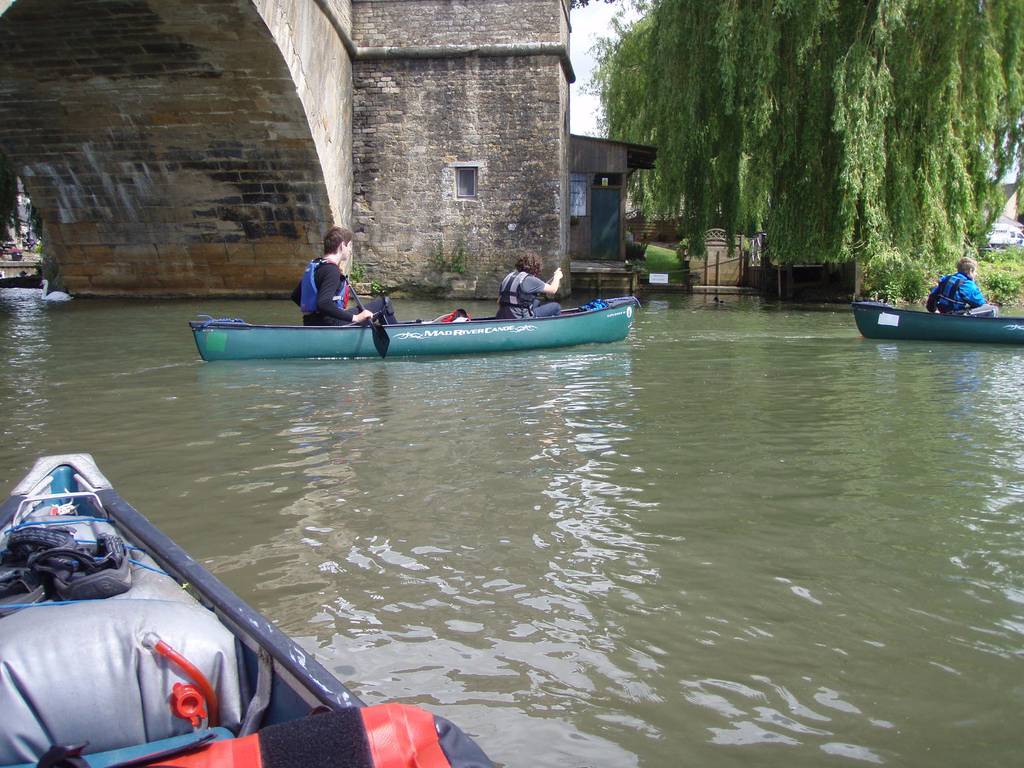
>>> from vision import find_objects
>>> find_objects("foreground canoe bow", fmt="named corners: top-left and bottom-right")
top-left (190, 296), bottom-right (640, 361)
top-left (0, 454), bottom-right (492, 768)
top-left (852, 300), bottom-right (1024, 345)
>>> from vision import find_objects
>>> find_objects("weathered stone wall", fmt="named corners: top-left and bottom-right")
top-left (354, 0), bottom-right (562, 47)
top-left (0, 0), bottom-right (570, 298)
top-left (0, 0), bottom-right (352, 296)
top-left (254, 0), bottom-right (353, 230)
top-left (351, 0), bottom-right (570, 298)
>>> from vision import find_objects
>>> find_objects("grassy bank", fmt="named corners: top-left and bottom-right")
top-left (632, 243), bottom-right (688, 284)
top-left (632, 241), bottom-right (1024, 306)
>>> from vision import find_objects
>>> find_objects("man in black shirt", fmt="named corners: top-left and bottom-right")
top-left (291, 226), bottom-right (396, 326)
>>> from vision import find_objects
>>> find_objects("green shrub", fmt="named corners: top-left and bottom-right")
top-left (976, 247), bottom-right (1024, 304)
top-left (861, 248), bottom-right (934, 304)
top-left (449, 237), bottom-right (468, 273)
top-left (430, 236), bottom-right (469, 274)
top-left (429, 240), bottom-right (447, 272)
top-left (625, 240), bottom-right (647, 261)
top-left (980, 269), bottom-right (1024, 305)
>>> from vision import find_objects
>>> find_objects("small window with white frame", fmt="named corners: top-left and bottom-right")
top-left (456, 167), bottom-right (478, 199)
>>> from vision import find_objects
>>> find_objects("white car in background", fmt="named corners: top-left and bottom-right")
top-left (986, 223), bottom-right (1024, 249)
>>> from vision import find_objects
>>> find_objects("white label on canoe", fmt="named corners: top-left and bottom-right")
top-left (649, 273), bottom-right (669, 284)
top-left (626, 305), bottom-right (633, 318)
top-left (877, 312), bottom-right (900, 327)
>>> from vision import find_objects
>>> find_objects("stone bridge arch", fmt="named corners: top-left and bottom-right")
top-left (0, 0), bottom-right (352, 296)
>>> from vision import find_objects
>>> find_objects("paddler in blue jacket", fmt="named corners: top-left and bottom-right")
top-left (291, 226), bottom-right (397, 326)
top-left (926, 256), bottom-right (999, 317)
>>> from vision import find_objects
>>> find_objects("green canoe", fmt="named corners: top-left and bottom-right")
top-left (852, 300), bottom-right (1024, 344)
top-left (190, 296), bottom-right (639, 361)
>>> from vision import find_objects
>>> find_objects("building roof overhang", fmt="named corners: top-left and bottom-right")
top-left (569, 134), bottom-right (657, 169)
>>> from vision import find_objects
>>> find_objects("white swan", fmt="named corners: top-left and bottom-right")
top-left (40, 279), bottom-right (72, 302)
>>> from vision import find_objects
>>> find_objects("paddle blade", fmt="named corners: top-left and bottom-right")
top-left (370, 317), bottom-right (390, 358)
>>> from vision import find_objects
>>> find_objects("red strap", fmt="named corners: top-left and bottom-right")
top-left (361, 703), bottom-right (451, 768)
top-left (143, 733), bottom-right (262, 768)
top-left (343, 282), bottom-right (350, 309)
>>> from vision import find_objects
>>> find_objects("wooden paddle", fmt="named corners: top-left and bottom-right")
top-left (347, 284), bottom-right (390, 358)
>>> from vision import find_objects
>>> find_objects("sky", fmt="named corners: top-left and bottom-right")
top-left (569, 2), bottom-right (643, 137)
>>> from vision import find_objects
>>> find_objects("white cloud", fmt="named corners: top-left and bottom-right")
top-left (569, 2), bottom-right (642, 137)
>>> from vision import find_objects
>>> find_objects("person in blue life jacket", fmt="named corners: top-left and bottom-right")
top-left (291, 225), bottom-right (397, 326)
top-left (926, 256), bottom-right (999, 317)
top-left (496, 254), bottom-right (563, 319)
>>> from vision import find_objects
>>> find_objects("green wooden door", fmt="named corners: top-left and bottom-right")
top-left (590, 187), bottom-right (621, 260)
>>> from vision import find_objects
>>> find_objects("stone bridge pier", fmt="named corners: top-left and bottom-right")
top-left (0, 0), bottom-right (352, 296)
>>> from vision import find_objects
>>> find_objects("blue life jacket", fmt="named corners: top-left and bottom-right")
top-left (299, 259), bottom-right (349, 314)
top-left (934, 273), bottom-right (969, 313)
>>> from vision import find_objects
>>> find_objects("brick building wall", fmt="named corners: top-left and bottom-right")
top-left (351, 0), bottom-right (571, 298)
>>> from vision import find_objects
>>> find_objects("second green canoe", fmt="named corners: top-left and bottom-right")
top-left (190, 296), bottom-right (639, 361)
top-left (852, 300), bottom-right (1024, 344)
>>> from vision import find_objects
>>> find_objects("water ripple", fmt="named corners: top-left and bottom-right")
top-left (4, 296), bottom-right (1024, 766)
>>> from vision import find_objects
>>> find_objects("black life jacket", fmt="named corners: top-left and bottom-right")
top-left (498, 271), bottom-right (537, 315)
top-left (299, 260), bottom-right (349, 315)
top-left (934, 273), bottom-right (968, 313)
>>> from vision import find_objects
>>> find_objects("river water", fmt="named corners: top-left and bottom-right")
top-left (1, 289), bottom-right (1022, 767)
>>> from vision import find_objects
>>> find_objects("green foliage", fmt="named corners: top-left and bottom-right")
top-left (860, 247), bottom-right (934, 303)
top-left (594, 1), bottom-right (1024, 266)
top-left (348, 263), bottom-right (384, 296)
top-left (625, 240), bottom-right (647, 260)
top-left (449, 236), bottom-right (468, 273)
top-left (430, 236), bottom-right (469, 274)
top-left (979, 268), bottom-right (1024, 304)
top-left (862, 245), bottom-right (1024, 305)
top-left (978, 246), bottom-right (1024, 303)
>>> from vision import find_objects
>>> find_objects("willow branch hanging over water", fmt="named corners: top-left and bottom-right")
top-left (594, 0), bottom-right (1024, 263)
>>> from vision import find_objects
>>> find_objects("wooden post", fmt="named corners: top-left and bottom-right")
top-left (739, 235), bottom-right (746, 287)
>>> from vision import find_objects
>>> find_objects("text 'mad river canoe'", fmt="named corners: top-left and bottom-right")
top-left (851, 300), bottom-right (1024, 345)
top-left (190, 296), bottom-right (640, 361)
top-left (0, 454), bottom-right (492, 768)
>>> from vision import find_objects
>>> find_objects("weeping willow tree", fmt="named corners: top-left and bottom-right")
top-left (593, 0), bottom-right (1024, 270)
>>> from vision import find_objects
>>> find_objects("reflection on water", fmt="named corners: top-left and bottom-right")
top-left (2, 292), bottom-right (1024, 767)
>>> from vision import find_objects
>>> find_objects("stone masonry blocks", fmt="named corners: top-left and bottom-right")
top-left (0, 0), bottom-right (343, 297)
